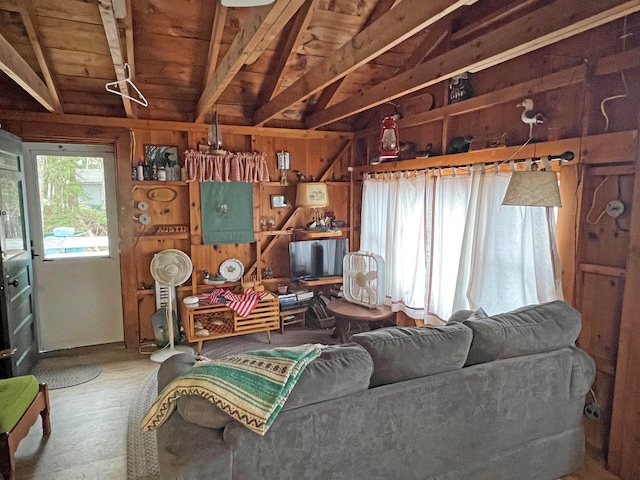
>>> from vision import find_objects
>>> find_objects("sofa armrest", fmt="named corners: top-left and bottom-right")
top-left (569, 347), bottom-right (596, 400)
top-left (157, 352), bottom-right (197, 393)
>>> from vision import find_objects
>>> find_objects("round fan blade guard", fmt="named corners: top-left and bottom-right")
top-left (150, 249), bottom-right (194, 363)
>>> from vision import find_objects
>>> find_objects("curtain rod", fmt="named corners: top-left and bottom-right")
top-left (352, 151), bottom-right (574, 177)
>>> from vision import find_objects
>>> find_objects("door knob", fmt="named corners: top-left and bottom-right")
top-left (9, 279), bottom-right (19, 288)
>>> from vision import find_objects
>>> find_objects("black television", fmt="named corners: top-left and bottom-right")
top-left (289, 238), bottom-right (348, 281)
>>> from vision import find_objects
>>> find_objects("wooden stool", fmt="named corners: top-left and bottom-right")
top-left (0, 351), bottom-right (51, 480)
top-left (279, 306), bottom-right (307, 334)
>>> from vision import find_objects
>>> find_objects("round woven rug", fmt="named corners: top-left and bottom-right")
top-left (32, 362), bottom-right (102, 389)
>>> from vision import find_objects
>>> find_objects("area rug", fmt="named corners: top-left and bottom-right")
top-left (32, 360), bottom-right (102, 389)
top-left (127, 328), bottom-right (336, 480)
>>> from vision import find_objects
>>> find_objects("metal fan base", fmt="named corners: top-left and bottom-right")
top-left (150, 344), bottom-right (194, 363)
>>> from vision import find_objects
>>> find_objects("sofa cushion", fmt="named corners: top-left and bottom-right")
top-left (283, 343), bottom-right (373, 410)
top-left (463, 300), bottom-right (582, 366)
top-left (351, 324), bottom-right (473, 387)
top-left (176, 344), bottom-right (373, 429)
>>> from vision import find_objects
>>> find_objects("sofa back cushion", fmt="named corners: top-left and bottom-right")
top-left (176, 344), bottom-right (373, 429)
top-left (351, 324), bottom-right (472, 387)
top-left (463, 300), bottom-right (582, 366)
top-left (283, 343), bottom-right (373, 410)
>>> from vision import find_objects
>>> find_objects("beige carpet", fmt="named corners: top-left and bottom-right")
top-left (126, 328), bottom-right (336, 480)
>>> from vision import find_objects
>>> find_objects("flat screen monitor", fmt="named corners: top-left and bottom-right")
top-left (289, 238), bottom-right (348, 281)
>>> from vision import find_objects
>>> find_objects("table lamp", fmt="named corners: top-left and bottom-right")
top-left (296, 182), bottom-right (329, 228)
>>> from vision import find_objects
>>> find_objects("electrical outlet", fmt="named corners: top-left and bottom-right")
top-left (584, 403), bottom-right (602, 421)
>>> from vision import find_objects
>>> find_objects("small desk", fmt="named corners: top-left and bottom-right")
top-left (279, 306), bottom-right (307, 334)
top-left (326, 299), bottom-right (395, 343)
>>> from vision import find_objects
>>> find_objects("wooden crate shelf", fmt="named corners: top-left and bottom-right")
top-left (185, 293), bottom-right (279, 353)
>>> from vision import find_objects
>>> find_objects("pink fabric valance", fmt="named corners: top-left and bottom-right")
top-left (184, 150), bottom-right (270, 183)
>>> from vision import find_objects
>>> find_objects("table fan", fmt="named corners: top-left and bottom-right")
top-left (342, 251), bottom-right (385, 308)
top-left (150, 249), bottom-right (194, 363)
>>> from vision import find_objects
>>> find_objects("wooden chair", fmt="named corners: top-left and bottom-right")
top-left (0, 349), bottom-right (51, 480)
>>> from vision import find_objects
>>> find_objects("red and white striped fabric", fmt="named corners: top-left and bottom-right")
top-left (197, 288), bottom-right (269, 317)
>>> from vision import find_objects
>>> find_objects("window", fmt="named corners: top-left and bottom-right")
top-left (360, 166), bottom-right (563, 321)
top-left (35, 155), bottom-right (110, 259)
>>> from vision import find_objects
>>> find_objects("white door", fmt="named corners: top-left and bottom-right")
top-left (23, 143), bottom-right (123, 351)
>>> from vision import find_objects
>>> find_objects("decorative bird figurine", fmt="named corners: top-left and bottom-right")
top-left (517, 98), bottom-right (546, 136)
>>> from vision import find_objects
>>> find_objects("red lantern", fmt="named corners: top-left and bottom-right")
top-left (379, 115), bottom-right (399, 160)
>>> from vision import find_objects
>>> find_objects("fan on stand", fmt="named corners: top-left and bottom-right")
top-left (342, 252), bottom-right (385, 308)
top-left (150, 249), bottom-right (194, 363)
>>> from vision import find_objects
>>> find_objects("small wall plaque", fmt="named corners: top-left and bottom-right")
top-left (271, 195), bottom-right (287, 208)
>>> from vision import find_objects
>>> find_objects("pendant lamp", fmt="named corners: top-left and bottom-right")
top-left (502, 151), bottom-right (574, 207)
top-left (207, 111), bottom-right (226, 155)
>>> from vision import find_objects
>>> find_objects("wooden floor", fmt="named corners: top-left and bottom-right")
top-left (10, 343), bottom-right (621, 480)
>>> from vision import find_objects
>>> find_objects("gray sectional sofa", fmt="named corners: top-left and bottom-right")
top-left (155, 300), bottom-right (595, 480)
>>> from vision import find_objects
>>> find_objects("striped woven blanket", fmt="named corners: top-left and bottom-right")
top-left (141, 343), bottom-right (323, 435)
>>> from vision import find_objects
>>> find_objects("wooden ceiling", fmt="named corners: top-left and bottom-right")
top-left (1, 0), bottom-right (639, 131)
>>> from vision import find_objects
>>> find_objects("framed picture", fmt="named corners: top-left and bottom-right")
top-left (144, 145), bottom-right (178, 165)
top-left (271, 195), bottom-right (287, 208)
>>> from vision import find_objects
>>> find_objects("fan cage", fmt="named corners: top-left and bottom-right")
top-left (343, 252), bottom-right (385, 308)
top-left (150, 249), bottom-right (193, 286)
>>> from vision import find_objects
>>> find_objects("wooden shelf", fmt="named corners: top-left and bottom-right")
top-left (299, 276), bottom-right (343, 286)
top-left (295, 229), bottom-right (344, 239)
top-left (255, 229), bottom-right (296, 236)
top-left (132, 180), bottom-right (187, 186)
top-left (139, 233), bottom-right (190, 240)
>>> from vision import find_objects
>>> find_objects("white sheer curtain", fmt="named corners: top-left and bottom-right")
top-left (360, 166), bottom-right (563, 322)
top-left (360, 172), bottom-right (432, 318)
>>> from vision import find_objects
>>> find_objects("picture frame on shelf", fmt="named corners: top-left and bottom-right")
top-left (271, 195), bottom-right (287, 208)
top-left (144, 145), bottom-right (178, 164)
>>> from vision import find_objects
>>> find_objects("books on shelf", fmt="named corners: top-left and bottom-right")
top-left (296, 291), bottom-right (314, 301)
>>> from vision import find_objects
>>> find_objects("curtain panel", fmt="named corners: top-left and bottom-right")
top-left (184, 150), bottom-right (270, 183)
top-left (360, 167), bottom-right (563, 322)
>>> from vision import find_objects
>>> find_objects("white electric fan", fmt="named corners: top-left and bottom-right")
top-left (342, 251), bottom-right (385, 308)
top-left (150, 249), bottom-right (194, 363)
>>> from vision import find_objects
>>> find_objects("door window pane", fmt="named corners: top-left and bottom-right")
top-left (36, 155), bottom-right (110, 259)
top-left (0, 176), bottom-right (27, 258)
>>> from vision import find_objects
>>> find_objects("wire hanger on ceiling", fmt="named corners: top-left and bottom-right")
top-left (105, 63), bottom-right (148, 107)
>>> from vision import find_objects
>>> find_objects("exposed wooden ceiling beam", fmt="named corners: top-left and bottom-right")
top-left (203, 4), bottom-right (228, 90)
top-left (123, 0), bottom-right (137, 119)
top-left (450, 0), bottom-right (541, 43)
top-left (259, 0), bottom-right (320, 103)
top-left (17, 0), bottom-right (63, 113)
top-left (98, 0), bottom-right (133, 118)
top-left (401, 23), bottom-right (450, 73)
top-left (253, 0), bottom-right (469, 126)
top-left (0, 32), bottom-right (57, 112)
top-left (305, 0), bottom-right (640, 129)
top-left (195, 0), bottom-right (306, 123)
top-left (312, 0), bottom-right (401, 114)
top-left (353, 21), bottom-right (450, 132)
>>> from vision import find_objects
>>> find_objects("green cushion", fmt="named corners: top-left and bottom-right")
top-left (0, 375), bottom-right (39, 432)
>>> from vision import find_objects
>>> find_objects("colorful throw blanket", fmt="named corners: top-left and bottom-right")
top-left (197, 288), bottom-right (269, 317)
top-left (141, 344), bottom-right (323, 436)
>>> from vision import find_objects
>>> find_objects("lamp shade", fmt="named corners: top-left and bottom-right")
top-left (502, 170), bottom-right (562, 207)
top-left (296, 182), bottom-right (329, 208)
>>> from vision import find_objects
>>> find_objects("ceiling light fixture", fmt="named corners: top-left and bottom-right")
top-left (221, 0), bottom-right (275, 6)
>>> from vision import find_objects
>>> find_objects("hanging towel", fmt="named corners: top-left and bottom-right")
top-left (200, 181), bottom-right (255, 245)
